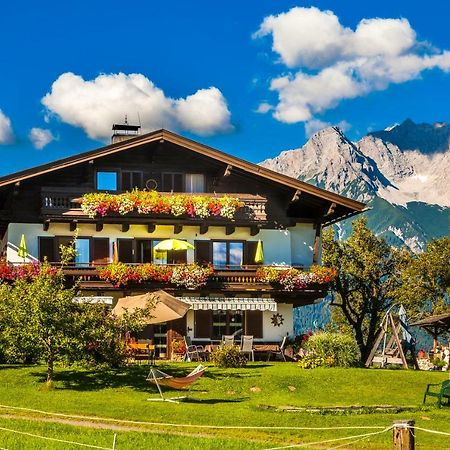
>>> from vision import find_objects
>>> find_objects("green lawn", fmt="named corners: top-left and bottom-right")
top-left (0, 363), bottom-right (448, 449)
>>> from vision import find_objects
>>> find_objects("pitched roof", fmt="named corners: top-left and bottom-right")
top-left (0, 129), bottom-right (366, 217)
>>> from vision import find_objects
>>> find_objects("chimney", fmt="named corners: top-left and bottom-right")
top-left (111, 116), bottom-right (141, 144)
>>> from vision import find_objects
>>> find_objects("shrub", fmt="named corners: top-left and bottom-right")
top-left (210, 345), bottom-right (248, 368)
top-left (300, 332), bottom-right (360, 368)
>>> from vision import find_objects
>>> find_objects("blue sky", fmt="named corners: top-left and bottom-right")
top-left (1, 0), bottom-right (449, 175)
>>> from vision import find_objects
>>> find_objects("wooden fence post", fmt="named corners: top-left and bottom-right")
top-left (393, 420), bottom-right (415, 449)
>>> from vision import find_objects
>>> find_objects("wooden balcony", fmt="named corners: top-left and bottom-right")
top-left (60, 264), bottom-right (329, 305)
top-left (41, 187), bottom-right (267, 225)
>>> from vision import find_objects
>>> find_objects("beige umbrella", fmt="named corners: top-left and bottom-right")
top-left (112, 290), bottom-right (190, 324)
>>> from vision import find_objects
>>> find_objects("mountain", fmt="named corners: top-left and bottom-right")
top-left (260, 119), bottom-right (450, 252)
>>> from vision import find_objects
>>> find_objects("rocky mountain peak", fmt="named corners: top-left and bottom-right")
top-left (369, 118), bottom-right (450, 154)
top-left (260, 119), bottom-right (450, 252)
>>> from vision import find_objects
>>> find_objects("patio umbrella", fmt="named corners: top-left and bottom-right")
top-left (112, 241), bottom-right (119, 264)
top-left (153, 239), bottom-right (194, 252)
top-left (18, 234), bottom-right (28, 261)
top-left (254, 240), bottom-right (264, 264)
top-left (112, 290), bottom-right (190, 324)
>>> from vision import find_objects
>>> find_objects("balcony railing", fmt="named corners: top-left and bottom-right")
top-left (56, 263), bottom-right (330, 302)
top-left (41, 188), bottom-right (267, 223)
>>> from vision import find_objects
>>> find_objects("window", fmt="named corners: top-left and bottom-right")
top-left (212, 241), bottom-right (244, 268)
top-left (121, 171), bottom-right (143, 191)
top-left (162, 173), bottom-right (183, 192)
top-left (195, 310), bottom-right (244, 340)
top-left (185, 174), bottom-right (205, 193)
top-left (96, 171), bottom-right (118, 191)
top-left (75, 238), bottom-right (90, 266)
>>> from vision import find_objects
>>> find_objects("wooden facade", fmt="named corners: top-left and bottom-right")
top-left (0, 129), bottom-right (365, 358)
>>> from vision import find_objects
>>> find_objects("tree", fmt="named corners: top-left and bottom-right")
top-left (392, 236), bottom-right (450, 317)
top-left (0, 249), bottom-right (154, 383)
top-left (322, 218), bottom-right (404, 362)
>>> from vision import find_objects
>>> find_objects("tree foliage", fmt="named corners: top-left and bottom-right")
top-left (390, 236), bottom-right (450, 317)
top-left (322, 218), bottom-right (405, 362)
top-left (0, 254), bottom-right (153, 383)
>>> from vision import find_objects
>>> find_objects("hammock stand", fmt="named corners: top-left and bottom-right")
top-left (146, 364), bottom-right (206, 403)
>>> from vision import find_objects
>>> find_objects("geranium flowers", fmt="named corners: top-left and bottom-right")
top-left (256, 266), bottom-right (337, 291)
top-left (80, 190), bottom-right (244, 220)
top-left (97, 262), bottom-right (213, 289)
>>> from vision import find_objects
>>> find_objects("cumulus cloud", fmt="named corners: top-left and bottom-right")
top-left (0, 110), bottom-right (14, 144)
top-left (42, 72), bottom-right (233, 140)
top-left (254, 7), bottom-right (450, 123)
top-left (29, 127), bottom-right (57, 149)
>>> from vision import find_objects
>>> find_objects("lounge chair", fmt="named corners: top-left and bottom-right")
top-left (221, 335), bottom-right (235, 347)
top-left (147, 364), bottom-right (206, 403)
top-left (267, 336), bottom-right (288, 362)
top-left (184, 336), bottom-right (206, 362)
top-left (240, 335), bottom-right (254, 361)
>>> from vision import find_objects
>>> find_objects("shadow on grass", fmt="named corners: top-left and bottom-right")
top-left (30, 365), bottom-right (152, 392)
top-left (28, 362), bottom-right (273, 392)
top-left (182, 397), bottom-right (249, 404)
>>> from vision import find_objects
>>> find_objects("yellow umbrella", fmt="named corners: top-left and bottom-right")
top-left (254, 240), bottom-right (264, 264)
top-left (112, 241), bottom-right (119, 264)
top-left (153, 239), bottom-right (194, 252)
top-left (18, 234), bottom-right (28, 260)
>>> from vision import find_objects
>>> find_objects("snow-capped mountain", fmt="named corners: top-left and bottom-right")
top-left (260, 119), bottom-right (450, 251)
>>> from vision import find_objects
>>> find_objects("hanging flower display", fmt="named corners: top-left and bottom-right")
top-left (97, 262), bottom-right (213, 289)
top-left (256, 266), bottom-right (337, 291)
top-left (0, 262), bottom-right (58, 282)
top-left (80, 190), bottom-right (244, 220)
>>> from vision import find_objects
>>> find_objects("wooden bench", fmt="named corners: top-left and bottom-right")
top-left (423, 380), bottom-right (450, 407)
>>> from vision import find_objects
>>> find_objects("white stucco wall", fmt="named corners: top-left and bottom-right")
top-left (258, 229), bottom-right (292, 266)
top-left (6, 222), bottom-right (316, 267)
top-left (186, 303), bottom-right (293, 343)
top-left (288, 223), bottom-right (317, 267)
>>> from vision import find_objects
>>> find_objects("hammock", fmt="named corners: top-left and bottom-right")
top-left (146, 365), bottom-right (206, 402)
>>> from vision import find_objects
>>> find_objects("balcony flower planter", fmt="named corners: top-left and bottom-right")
top-left (256, 266), bottom-right (337, 291)
top-left (0, 262), bottom-right (57, 282)
top-left (79, 190), bottom-right (244, 220)
top-left (97, 262), bottom-right (214, 289)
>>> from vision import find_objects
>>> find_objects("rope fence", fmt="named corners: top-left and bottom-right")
top-left (0, 424), bottom-right (116, 449)
top-left (0, 403), bottom-right (448, 449)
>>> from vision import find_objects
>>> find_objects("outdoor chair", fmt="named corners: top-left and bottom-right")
top-left (221, 335), bottom-right (235, 347)
top-left (423, 380), bottom-right (450, 408)
top-left (183, 336), bottom-right (206, 362)
top-left (267, 336), bottom-right (288, 362)
top-left (147, 364), bottom-right (206, 403)
top-left (240, 335), bottom-right (254, 361)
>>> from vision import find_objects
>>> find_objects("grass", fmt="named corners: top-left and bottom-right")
top-left (0, 362), bottom-right (448, 449)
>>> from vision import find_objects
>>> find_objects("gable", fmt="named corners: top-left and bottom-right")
top-left (0, 129), bottom-right (366, 225)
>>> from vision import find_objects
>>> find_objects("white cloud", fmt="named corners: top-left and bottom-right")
top-left (42, 72), bottom-right (233, 140)
top-left (29, 127), bottom-right (57, 149)
top-left (0, 109), bottom-right (14, 144)
top-left (255, 102), bottom-right (273, 114)
top-left (254, 7), bottom-right (450, 123)
top-left (304, 119), bottom-right (351, 138)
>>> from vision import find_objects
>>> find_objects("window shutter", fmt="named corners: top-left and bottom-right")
top-left (245, 311), bottom-right (263, 338)
top-left (194, 310), bottom-right (212, 339)
top-left (39, 237), bottom-right (55, 263)
top-left (171, 250), bottom-right (187, 264)
top-left (93, 238), bottom-right (109, 265)
top-left (244, 241), bottom-right (258, 266)
top-left (194, 241), bottom-right (211, 265)
top-left (117, 239), bottom-right (134, 263)
top-left (56, 236), bottom-right (73, 262)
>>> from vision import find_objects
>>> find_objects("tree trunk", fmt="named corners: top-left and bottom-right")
top-left (47, 352), bottom-right (54, 384)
